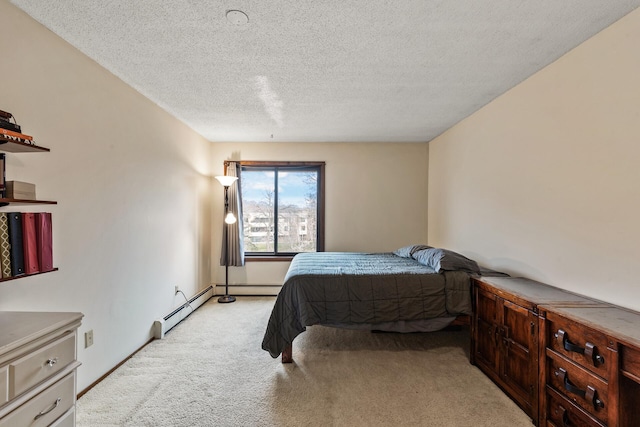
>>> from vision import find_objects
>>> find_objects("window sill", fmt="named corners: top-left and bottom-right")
top-left (245, 256), bottom-right (294, 262)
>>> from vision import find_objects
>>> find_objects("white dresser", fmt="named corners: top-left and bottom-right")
top-left (0, 312), bottom-right (83, 427)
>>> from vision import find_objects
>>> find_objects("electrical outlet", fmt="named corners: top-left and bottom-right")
top-left (85, 330), bottom-right (94, 348)
top-left (174, 285), bottom-right (180, 295)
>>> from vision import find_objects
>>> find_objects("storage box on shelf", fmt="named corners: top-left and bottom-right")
top-left (6, 181), bottom-right (36, 200)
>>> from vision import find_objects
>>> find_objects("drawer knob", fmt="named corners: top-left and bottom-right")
top-left (45, 357), bottom-right (58, 367)
top-left (584, 342), bottom-right (605, 367)
top-left (34, 397), bottom-right (62, 420)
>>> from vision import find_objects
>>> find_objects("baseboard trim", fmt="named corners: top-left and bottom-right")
top-left (79, 286), bottom-right (213, 399)
top-left (78, 337), bottom-right (153, 399)
top-left (214, 284), bottom-right (281, 296)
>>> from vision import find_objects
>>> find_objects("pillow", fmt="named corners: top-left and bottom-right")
top-left (393, 244), bottom-right (431, 258)
top-left (412, 247), bottom-right (480, 274)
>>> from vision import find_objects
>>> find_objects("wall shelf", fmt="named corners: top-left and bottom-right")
top-left (0, 268), bottom-right (58, 283)
top-left (0, 135), bottom-right (55, 206)
top-left (0, 198), bottom-right (57, 207)
top-left (0, 128), bottom-right (56, 281)
top-left (0, 135), bottom-right (50, 153)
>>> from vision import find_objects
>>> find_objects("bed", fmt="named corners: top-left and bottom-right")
top-left (261, 245), bottom-right (488, 362)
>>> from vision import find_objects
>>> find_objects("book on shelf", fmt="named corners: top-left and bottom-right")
top-left (7, 212), bottom-right (24, 276)
top-left (22, 212), bottom-right (39, 275)
top-left (0, 213), bottom-right (12, 278)
top-left (0, 153), bottom-right (5, 198)
top-left (0, 109), bottom-right (23, 133)
top-left (0, 119), bottom-right (21, 134)
top-left (35, 212), bottom-right (53, 272)
top-left (0, 128), bottom-right (33, 142)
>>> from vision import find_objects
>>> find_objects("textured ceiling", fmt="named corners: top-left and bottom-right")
top-left (11, 1), bottom-right (640, 143)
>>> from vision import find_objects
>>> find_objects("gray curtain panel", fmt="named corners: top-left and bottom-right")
top-left (220, 162), bottom-right (245, 267)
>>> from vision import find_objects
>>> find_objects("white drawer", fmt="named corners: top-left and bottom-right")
top-left (9, 333), bottom-right (76, 399)
top-left (0, 366), bottom-right (7, 405)
top-left (50, 406), bottom-right (75, 427)
top-left (0, 372), bottom-right (75, 427)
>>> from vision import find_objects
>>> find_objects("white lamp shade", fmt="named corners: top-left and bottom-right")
top-left (215, 175), bottom-right (238, 187)
top-left (224, 212), bottom-right (237, 224)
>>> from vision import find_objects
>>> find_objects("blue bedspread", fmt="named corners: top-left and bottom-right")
top-left (261, 252), bottom-right (472, 358)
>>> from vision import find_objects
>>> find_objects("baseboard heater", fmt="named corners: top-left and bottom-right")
top-left (153, 285), bottom-right (213, 339)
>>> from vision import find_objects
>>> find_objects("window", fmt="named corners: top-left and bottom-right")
top-left (239, 161), bottom-right (324, 257)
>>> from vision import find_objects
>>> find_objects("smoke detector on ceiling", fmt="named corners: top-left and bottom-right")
top-left (226, 10), bottom-right (249, 25)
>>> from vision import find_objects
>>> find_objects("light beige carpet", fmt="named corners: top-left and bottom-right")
top-left (77, 297), bottom-right (532, 426)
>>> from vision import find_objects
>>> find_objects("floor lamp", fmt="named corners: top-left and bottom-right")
top-left (215, 175), bottom-right (239, 303)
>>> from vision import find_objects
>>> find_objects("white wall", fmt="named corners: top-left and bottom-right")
top-left (212, 142), bottom-right (429, 288)
top-left (428, 9), bottom-right (640, 311)
top-left (0, 2), bottom-right (213, 392)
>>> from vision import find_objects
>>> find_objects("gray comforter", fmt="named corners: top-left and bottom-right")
top-left (261, 252), bottom-right (473, 358)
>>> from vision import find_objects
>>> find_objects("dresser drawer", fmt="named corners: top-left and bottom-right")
top-left (546, 352), bottom-right (608, 423)
top-left (9, 333), bottom-right (76, 399)
top-left (546, 312), bottom-right (610, 379)
top-left (546, 386), bottom-right (605, 427)
top-left (0, 367), bottom-right (7, 406)
top-left (0, 371), bottom-right (75, 427)
top-left (50, 407), bottom-right (75, 427)
top-left (621, 345), bottom-right (640, 379)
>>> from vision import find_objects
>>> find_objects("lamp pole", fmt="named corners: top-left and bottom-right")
top-left (215, 174), bottom-right (238, 304)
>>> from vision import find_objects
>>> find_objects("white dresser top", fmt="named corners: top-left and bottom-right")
top-left (0, 311), bottom-right (83, 357)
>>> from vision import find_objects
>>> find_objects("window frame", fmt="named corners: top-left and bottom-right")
top-left (231, 161), bottom-right (325, 261)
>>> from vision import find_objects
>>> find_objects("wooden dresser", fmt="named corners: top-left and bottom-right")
top-left (539, 305), bottom-right (640, 427)
top-left (473, 276), bottom-right (640, 426)
top-left (0, 311), bottom-right (83, 427)
top-left (471, 277), bottom-right (602, 424)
